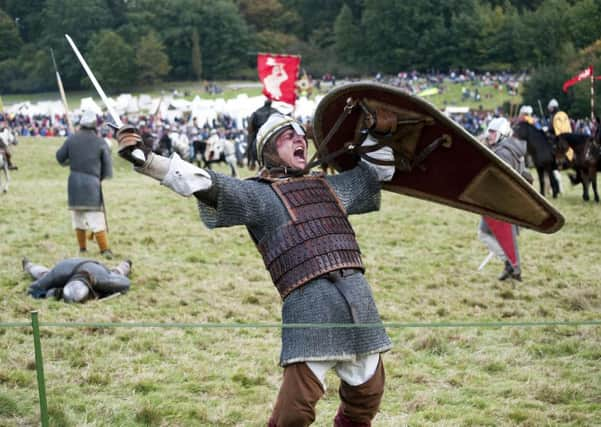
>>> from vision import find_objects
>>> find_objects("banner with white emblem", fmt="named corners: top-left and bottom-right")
top-left (257, 53), bottom-right (300, 106)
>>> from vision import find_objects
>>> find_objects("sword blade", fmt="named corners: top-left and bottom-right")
top-left (64, 34), bottom-right (123, 128)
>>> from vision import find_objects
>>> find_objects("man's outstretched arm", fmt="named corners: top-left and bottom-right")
top-left (116, 125), bottom-right (212, 197)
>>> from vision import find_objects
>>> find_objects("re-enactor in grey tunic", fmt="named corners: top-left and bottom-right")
top-left (196, 162), bottom-right (392, 366)
top-left (56, 128), bottom-right (113, 211)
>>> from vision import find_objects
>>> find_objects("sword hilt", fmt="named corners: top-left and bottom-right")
top-left (115, 125), bottom-right (147, 167)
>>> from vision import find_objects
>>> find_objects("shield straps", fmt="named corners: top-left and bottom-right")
top-left (308, 97), bottom-right (450, 174)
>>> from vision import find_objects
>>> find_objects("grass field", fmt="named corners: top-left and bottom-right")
top-left (1, 137), bottom-right (600, 426)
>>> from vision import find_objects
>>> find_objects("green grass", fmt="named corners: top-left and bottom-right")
top-left (427, 80), bottom-right (521, 112)
top-left (1, 137), bottom-right (600, 426)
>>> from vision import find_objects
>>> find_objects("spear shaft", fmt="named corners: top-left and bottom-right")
top-left (50, 48), bottom-right (74, 134)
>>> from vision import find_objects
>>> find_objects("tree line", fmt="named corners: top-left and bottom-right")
top-left (1, 0), bottom-right (601, 115)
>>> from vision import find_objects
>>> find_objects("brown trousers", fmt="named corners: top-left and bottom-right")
top-left (268, 357), bottom-right (385, 427)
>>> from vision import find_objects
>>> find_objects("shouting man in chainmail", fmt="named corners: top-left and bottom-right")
top-left (116, 111), bottom-right (396, 426)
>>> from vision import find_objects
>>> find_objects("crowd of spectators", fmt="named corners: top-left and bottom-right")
top-left (1, 70), bottom-right (597, 149)
top-left (373, 69), bottom-right (526, 99)
top-left (0, 112), bottom-right (72, 137)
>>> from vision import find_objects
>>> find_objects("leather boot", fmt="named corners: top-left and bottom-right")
top-left (498, 261), bottom-right (514, 281)
top-left (76, 229), bottom-right (87, 252)
top-left (334, 410), bottom-right (370, 427)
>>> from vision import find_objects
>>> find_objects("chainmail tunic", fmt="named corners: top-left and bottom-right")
top-left (197, 162), bottom-right (392, 365)
top-left (56, 129), bottom-right (112, 210)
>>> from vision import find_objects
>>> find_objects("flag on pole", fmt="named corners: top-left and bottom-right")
top-left (562, 66), bottom-right (593, 92)
top-left (257, 53), bottom-right (300, 105)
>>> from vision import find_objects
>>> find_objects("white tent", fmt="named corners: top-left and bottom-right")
top-left (5, 92), bottom-right (326, 129)
top-left (79, 97), bottom-right (103, 115)
top-left (115, 94), bottom-right (139, 114)
top-left (294, 96), bottom-right (320, 121)
top-left (138, 94), bottom-right (152, 111)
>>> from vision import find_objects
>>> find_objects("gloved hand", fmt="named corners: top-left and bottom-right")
top-left (116, 125), bottom-right (151, 167)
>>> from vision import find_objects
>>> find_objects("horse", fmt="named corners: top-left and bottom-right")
top-left (192, 133), bottom-right (237, 177)
top-left (512, 121), bottom-right (560, 198)
top-left (170, 131), bottom-right (191, 160)
top-left (234, 137), bottom-right (247, 167)
top-left (0, 150), bottom-right (10, 193)
top-left (191, 138), bottom-right (207, 167)
top-left (555, 133), bottom-right (600, 202)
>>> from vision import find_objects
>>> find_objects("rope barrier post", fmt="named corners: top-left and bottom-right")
top-left (31, 311), bottom-right (49, 427)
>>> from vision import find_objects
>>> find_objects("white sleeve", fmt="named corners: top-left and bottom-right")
top-left (136, 152), bottom-right (212, 197)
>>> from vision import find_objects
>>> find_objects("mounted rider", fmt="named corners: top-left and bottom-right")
top-left (517, 105), bottom-right (535, 125)
top-left (547, 98), bottom-right (572, 136)
top-left (246, 99), bottom-right (279, 170)
top-left (547, 98), bottom-right (574, 163)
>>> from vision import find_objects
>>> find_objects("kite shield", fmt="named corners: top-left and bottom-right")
top-left (312, 83), bottom-right (564, 233)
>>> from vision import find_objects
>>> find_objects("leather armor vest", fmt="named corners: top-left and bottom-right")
top-left (257, 176), bottom-right (364, 299)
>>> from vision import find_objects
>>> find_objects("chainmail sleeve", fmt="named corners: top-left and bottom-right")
top-left (195, 170), bottom-right (272, 229)
top-left (326, 161), bottom-right (382, 215)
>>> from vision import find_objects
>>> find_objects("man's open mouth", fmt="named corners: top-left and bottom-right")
top-left (293, 146), bottom-right (305, 159)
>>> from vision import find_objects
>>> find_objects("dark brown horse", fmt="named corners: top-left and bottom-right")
top-left (512, 121), bottom-right (560, 198)
top-left (555, 133), bottom-right (600, 202)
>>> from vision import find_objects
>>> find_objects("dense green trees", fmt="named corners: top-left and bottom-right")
top-left (85, 31), bottom-right (135, 91)
top-left (0, 9), bottom-right (22, 61)
top-left (190, 29), bottom-right (202, 81)
top-left (0, 0), bottom-right (600, 115)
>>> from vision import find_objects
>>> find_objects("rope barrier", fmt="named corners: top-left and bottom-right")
top-left (2, 319), bottom-right (600, 329)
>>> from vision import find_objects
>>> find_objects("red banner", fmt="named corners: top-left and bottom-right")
top-left (257, 53), bottom-right (300, 105)
top-left (562, 66), bottom-right (593, 92)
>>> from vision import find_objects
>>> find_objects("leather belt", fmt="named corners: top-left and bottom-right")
top-left (324, 268), bottom-right (360, 282)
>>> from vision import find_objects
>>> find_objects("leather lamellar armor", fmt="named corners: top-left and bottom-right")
top-left (257, 176), bottom-right (364, 299)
